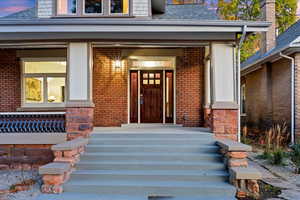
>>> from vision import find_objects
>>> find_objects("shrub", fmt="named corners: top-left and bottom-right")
top-left (269, 149), bottom-right (287, 166)
top-left (256, 150), bottom-right (272, 160)
top-left (289, 144), bottom-right (300, 174)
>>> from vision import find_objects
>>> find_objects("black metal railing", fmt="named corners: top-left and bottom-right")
top-left (0, 112), bottom-right (66, 133)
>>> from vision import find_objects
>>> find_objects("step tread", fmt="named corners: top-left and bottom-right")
top-left (66, 179), bottom-right (235, 189)
top-left (82, 152), bottom-right (221, 156)
top-left (77, 160), bottom-right (223, 166)
top-left (86, 144), bottom-right (218, 148)
top-left (37, 193), bottom-right (236, 200)
top-left (72, 169), bottom-right (229, 176)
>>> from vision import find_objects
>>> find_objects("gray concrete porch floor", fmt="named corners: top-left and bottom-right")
top-left (93, 126), bottom-right (211, 134)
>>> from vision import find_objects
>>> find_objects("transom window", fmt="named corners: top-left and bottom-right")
top-left (22, 59), bottom-right (67, 107)
top-left (57, 0), bottom-right (129, 16)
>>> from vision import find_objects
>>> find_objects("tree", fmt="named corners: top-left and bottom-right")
top-left (276, 0), bottom-right (297, 34)
top-left (217, 0), bottom-right (297, 61)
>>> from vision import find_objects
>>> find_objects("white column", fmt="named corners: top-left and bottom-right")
top-left (211, 42), bottom-right (238, 109)
top-left (67, 42), bottom-right (93, 107)
top-left (204, 46), bottom-right (211, 108)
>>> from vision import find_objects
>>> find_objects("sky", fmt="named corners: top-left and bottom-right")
top-left (0, 0), bottom-right (300, 17)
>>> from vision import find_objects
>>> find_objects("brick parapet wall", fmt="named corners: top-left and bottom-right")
top-left (212, 109), bottom-right (238, 141)
top-left (0, 144), bottom-right (54, 170)
top-left (0, 50), bottom-right (21, 112)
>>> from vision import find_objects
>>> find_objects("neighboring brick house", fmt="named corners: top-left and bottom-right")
top-left (0, 0), bottom-right (269, 168)
top-left (241, 0), bottom-right (300, 144)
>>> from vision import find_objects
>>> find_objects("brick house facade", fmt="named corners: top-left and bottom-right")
top-left (241, 0), bottom-right (300, 143)
top-left (0, 0), bottom-right (270, 170)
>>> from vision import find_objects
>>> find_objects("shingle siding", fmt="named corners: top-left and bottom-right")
top-left (133, 0), bottom-right (150, 17)
top-left (38, 0), bottom-right (53, 18)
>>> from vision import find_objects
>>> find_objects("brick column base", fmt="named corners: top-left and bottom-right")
top-left (66, 107), bottom-right (94, 140)
top-left (204, 108), bottom-right (212, 128)
top-left (211, 109), bottom-right (238, 141)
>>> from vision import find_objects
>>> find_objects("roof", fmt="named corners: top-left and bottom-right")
top-left (3, 4), bottom-right (217, 21)
top-left (152, 4), bottom-right (218, 20)
top-left (242, 19), bottom-right (300, 71)
top-left (2, 7), bottom-right (36, 19)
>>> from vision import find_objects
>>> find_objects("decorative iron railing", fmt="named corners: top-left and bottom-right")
top-left (0, 112), bottom-right (66, 133)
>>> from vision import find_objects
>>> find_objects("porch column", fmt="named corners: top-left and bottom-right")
top-left (66, 42), bottom-right (94, 140)
top-left (210, 42), bottom-right (238, 141)
top-left (204, 46), bottom-right (212, 128)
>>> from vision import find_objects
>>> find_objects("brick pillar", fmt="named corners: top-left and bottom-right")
top-left (212, 109), bottom-right (238, 141)
top-left (295, 53), bottom-right (300, 143)
top-left (66, 107), bottom-right (94, 140)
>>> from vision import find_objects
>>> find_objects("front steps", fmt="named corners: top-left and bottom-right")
top-left (40, 131), bottom-right (236, 199)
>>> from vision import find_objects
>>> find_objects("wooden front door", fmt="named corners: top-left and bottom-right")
top-left (140, 71), bottom-right (163, 123)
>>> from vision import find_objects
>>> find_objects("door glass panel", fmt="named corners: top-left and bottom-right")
top-left (25, 77), bottom-right (44, 103)
top-left (149, 80), bottom-right (154, 85)
top-left (149, 73), bottom-right (154, 78)
top-left (143, 73), bottom-right (148, 78)
top-left (143, 80), bottom-right (148, 85)
top-left (155, 73), bottom-right (160, 78)
top-left (155, 80), bottom-right (160, 85)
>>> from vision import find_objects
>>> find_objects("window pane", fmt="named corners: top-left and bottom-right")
top-left (57, 0), bottom-right (77, 15)
top-left (25, 77), bottom-right (43, 103)
top-left (24, 61), bottom-right (67, 74)
top-left (47, 78), bottom-right (66, 103)
top-left (111, 0), bottom-right (129, 14)
top-left (85, 0), bottom-right (102, 14)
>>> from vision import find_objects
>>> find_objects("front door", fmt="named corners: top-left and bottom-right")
top-left (140, 71), bottom-right (163, 123)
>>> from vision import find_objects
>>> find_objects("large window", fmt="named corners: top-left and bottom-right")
top-left (56, 0), bottom-right (129, 16)
top-left (22, 59), bottom-right (67, 107)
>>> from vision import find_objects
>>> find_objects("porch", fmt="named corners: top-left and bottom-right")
top-left (0, 42), bottom-right (239, 141)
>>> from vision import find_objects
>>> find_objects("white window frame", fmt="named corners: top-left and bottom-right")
top-left (21, 58), bottom-right (67, 108)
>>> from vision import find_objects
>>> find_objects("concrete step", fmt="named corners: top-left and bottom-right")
top-left (88, 138), bottom-right (216, 145)
top-left (37, 193), bottom-right (236, 200)
top-left (76, 160), bottom-right (226, 171)
top-left (90, 133), bottom-right (213, 139)
top-left (85, 144), bottom-right (220, 153)
top-left (64, 179), bottom-right (236, 196)
top-left (71, 169), bottom-right (229, 182)
top-left (80, 152), bottom-right (222, 162)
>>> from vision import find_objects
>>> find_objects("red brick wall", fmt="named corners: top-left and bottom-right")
top-left (93, 48), bottom-right (128, 126)
top-left (92, 48), bottom-right (204, 127)
top-left (176, 48), bottom-right (204, 127)
top-left (0, 50), bottom-right (21, 112)
top-left (0, 144), bottom-right (54, 170)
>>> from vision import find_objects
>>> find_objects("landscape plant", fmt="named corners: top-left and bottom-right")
top-left (289, 144), bottom-right (300, 173)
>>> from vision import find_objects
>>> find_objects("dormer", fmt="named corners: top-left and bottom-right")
top-left (37, 0), bottom-right (151, 18)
